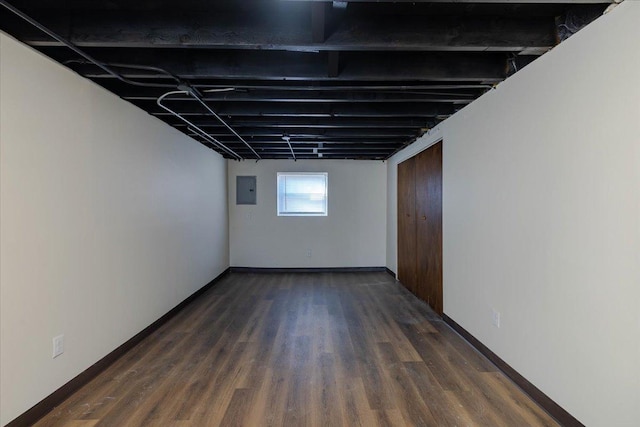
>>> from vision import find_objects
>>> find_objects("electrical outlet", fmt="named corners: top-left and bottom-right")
top-left (492, 309), bottom-right (501, 328)
top-left (52, 334), bottom-right (64, 358)
top-left (306, 249), bottom-right (312, 257)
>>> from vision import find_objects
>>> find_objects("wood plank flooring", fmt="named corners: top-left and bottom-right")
top-left (36, 272), bottom-right (559, 426)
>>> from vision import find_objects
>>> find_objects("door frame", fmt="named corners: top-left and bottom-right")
top-left (395, 138), bottom-right (443, 314)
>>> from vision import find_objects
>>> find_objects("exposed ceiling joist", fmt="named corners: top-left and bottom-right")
top-left (13, 13), bottom-right (556, 53)
top-left (283, 0), bottom-right (608, 3)
top-left (52, 50), bottom-right (508, 82)
top-left (0, 0), bottom-right (611, 160)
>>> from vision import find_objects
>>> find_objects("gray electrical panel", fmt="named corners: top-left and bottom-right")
top-left (236, 176), bottom-right (257, 205)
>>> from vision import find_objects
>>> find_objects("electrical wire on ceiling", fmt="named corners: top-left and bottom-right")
top-left (0, 0), bottom-right (259, 161)
top-left (282, 135), bottom-right (296, 161)
top-left (174, 83), bottom-right (261, 160)
top-left (63, 60), bottom-right (182, 86)
top-left (66, 61), bottom-right (260, 160)
top-left (1, 1), bottom-right (176, 89)
top-left (203, 88), bottom-right (237, 93)
top-left (196, 84), bottom-right (492, 92)
top-left (155, 94), bottom-right (243, 160)
top-left (156, 90), bottom-right (261, 160)
top-left (187, 125), bottom-right (242, 160)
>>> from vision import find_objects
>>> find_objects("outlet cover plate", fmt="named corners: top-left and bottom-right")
top-left (53, 334), bottom-right (64, 358)
top-left (492, 309), bottom-right (501, 328)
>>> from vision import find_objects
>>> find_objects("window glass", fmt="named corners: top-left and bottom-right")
top-left (277, 172), bottom-right (328, 216)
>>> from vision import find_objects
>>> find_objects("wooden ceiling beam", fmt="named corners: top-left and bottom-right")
top-left (164, 117), bottom-right (435, 129)
top-left (134, 100), bottom-right (455, 117)
top-left (14, 12), bottom-right (557, 53)
top-left (50, 49), bottom-right (507, 82)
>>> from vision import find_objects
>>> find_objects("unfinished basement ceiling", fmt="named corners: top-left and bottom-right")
top-left (0, 0), bottom-right (612, 160)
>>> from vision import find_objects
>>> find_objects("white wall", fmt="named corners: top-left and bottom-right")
top-left (0, 34), bottom-right (229, 425)
top-left (229, 159), bottom-right (386, 268)
top-left (388, 2), bottom-right (640, 425)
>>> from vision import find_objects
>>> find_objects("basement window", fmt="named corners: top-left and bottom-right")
top-left (277, 172), bottom-right (328, 216)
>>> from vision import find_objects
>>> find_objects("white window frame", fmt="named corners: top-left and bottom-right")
top-left (277, 172), bottom-right (328, 217)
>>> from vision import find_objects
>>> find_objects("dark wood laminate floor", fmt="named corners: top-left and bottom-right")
top-left (36, 272), bottom-right (559, 426)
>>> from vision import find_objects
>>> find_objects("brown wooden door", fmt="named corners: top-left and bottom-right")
top-left (415, 142), bottom-right (443, 315)
top-left (397, 157), bottom-right (417, 294)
